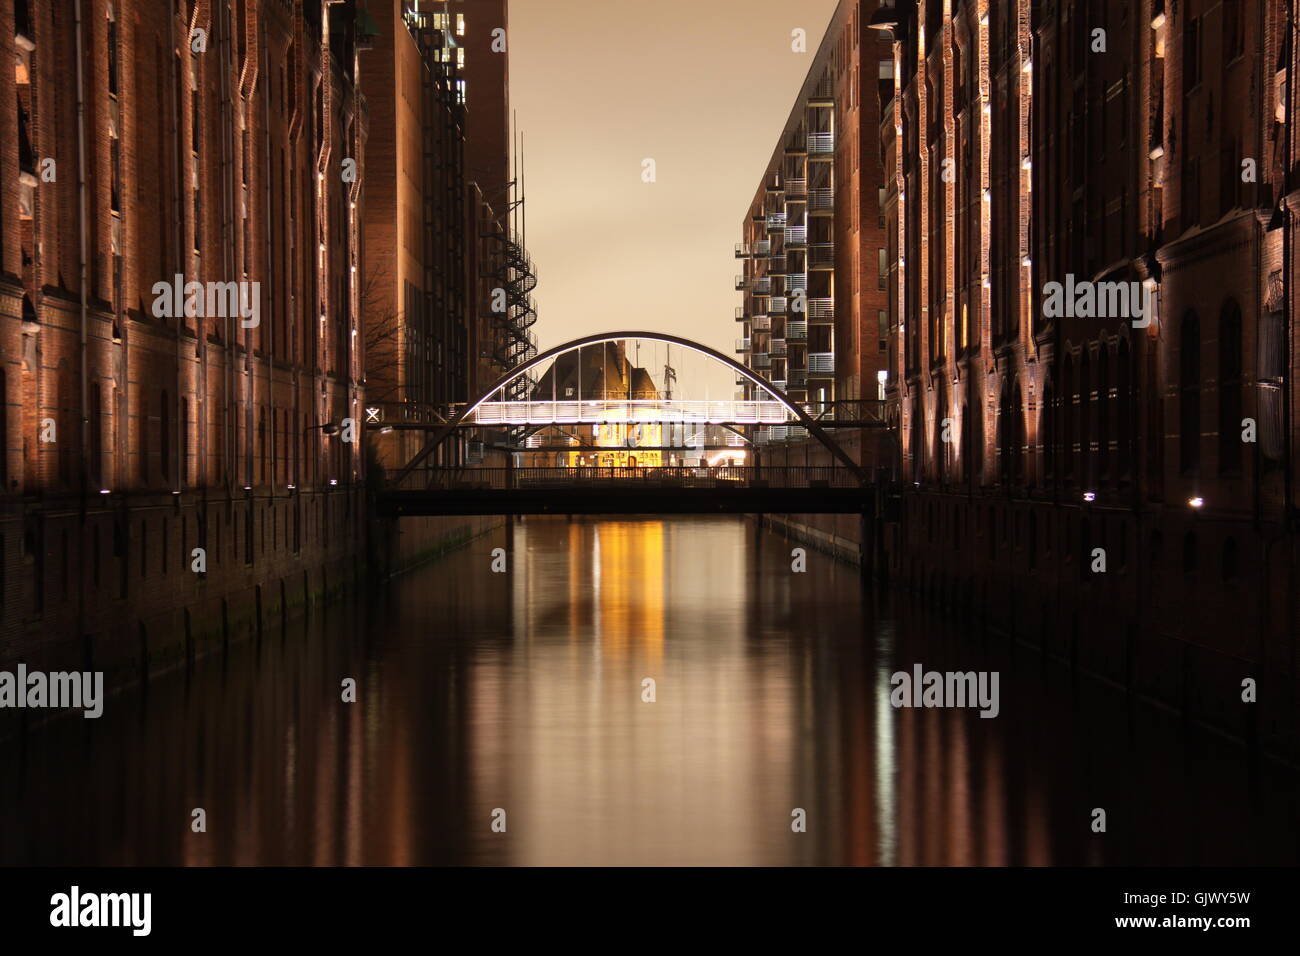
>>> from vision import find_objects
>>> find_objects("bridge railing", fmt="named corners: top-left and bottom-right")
top-left (381, 465), bottom-right (863, 492)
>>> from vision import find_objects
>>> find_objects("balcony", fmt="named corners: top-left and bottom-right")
top-left (784, 178), bottom-right (807, 198)
top-left (766, 212), bottom-right (787, 231)
top-left (734, 243), bottom-right (751, 258)
top-left (786, 320), bottom-right (808, 340)
top-left (784, 134), bottom-right (807, 155)
top-left (735, 306), bottom-right (746, 322)
top-left (808, 352), bottom-right (834, 375)
top-left (809, 188), bottom-right (834, 212)
top-left (786, 274), bottom-right (808, 294)
top-left (809, 243), bottom-right (835, 270)
top-left (734, 275), bottom-right (748, 290)
top-left (752, 239), bottom-right (771, 256)
top-left (784, 226), bottom-right (807, 247)
top-left (790, 370), bottom-right (808, 388)
top-left (772, 340), bottom-right (788, 356)
top-left (751, 315), bottom-right (772, 332)
top-left (770, 297), bottom-right (787, 315)
top-left (735, 338), bottom-right (751, 353)
top-left (752, 353), bottom-right (772, 369)
top-left (752, 278), bottom-right (772, 295)
top-left (808, 79), bottom-right (834, 107)
top-left (770, 380), bottom-right (788, 393)
top-left (808, 298), bottom-right (834, 323)
top-left (808, 132), bottom-right (835, 157)
top-left (768, 256), bottom-right (788, 275)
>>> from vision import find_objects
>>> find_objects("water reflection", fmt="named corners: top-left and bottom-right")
top-left (0, 516), bottom-right (1295, 865)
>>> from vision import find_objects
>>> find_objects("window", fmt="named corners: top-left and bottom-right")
top-left (1219, 300), bottom-right (1243, 474)
top-left (107, 7), bottom-right (119, 96)
top-left (1184, 16), bottom-right (1202, 90)
top-left (1224, 1), bottom-right (1243, 62)
top-left (1180, 311), bottom-right (1201, 475)
top-left (878, 311), bottom-right (888, 352)
top-left (160, 391), bottom-right (170, 482)
top-left (1222, 537), bottom-right (1240, 583)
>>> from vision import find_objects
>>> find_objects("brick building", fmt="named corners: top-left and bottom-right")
top-left (0, 0), bottom-right (499, 680)
top-left (863, 0), bottom-right (1296, 744)
top-left (736, 0), bottom-right (892, 415)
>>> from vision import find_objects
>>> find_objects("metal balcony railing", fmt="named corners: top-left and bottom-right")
top-left (766, 212), bottom-right (787, 230)
top-left (768, 256), bottom-right (788, 275)
top-left (735, 306), bottom-right (746, 321)
top-left (735, 275), bottom-right (748, 290)
top-left (790, 371), bottom-right (808, 387)
top-left (808, 298), bottom-right (834, 322)
top-left (752, 353), bottom-right (771, 368)
top-left (753, 239), bottom-right (771, 256)
top-left (808, 352), bottom-right (834, 375)
top-left (784, 178), bottom-right (807, 197)
top-left (809, 188), bottom-right (834, 211)
top-left (808, 132), bottom-right (835, 155)
top-left (734, 243), bottom-right (751, 258)
top-left (751, 315), bottom-right (772, 332)
top-left (752, 278), bottom-right (772, 295)
top-left (772, 340), bottom-right (788, 356)
top-left (770, 380), bottom-right (787, 392)
top-left (735, 337), bottom-right (751, 353)
top-left (809, 243), bottom-right (835, 269)
top-left (784, 226), bottom-right (807, 246)
top-left (786, 320), bottom-right (808, 340)
top-left (786, 273), bottom-right (808, 294)
top-left (770, 297), bottom-right (787, 315)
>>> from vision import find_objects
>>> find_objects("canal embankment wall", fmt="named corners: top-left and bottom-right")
top-left (756, 438), bottom-right (1299, 762)
top-left (0, 488), bottom-right (500, 693)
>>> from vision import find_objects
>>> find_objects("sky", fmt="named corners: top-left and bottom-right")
top-left (510, 0), bottom-right (841, 397)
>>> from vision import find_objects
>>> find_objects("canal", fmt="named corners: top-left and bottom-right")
top-left (1, 516), bottom-right (1295, 865)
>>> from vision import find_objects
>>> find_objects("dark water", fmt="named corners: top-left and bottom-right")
top-left (1, 517), bottom-right (1296, 865)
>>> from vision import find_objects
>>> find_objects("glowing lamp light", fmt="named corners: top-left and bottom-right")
top-left (287, 483), bottom-right (296, 490)
top-left (99, 488), bottom-right (111, 495)
top-left (329, 479), bottom-right (339, 486)
top-left (1083, 492), bottom-right (1096, 503)
top-left (1188, 496), bottom-right (1205, 509)
top-left (877, 370), bottom-right (889, 384)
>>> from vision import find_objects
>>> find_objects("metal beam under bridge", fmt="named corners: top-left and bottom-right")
top-left (376, 486), bottom-right (873, 517)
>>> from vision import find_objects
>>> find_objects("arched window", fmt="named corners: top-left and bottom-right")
top-left (1078, 350), bottom-right (1091, 489)
top-left (1218, 299), bottom-right (1243, 475)
top-left (1180, 311), bottom-right (1201, 475)
top-left (1097, 346), bottom-right (1110, 484)
top-left (1062, 354), bottom-right (1075, 481)
top-left (1222, 537), bottom-right (1240, 583)
top-left (933, 381), bottom-right (948, 483)
top-left (1182, 531), bottom-right (1198, 575)
top-left (160, 390), bottom-right (170, 483)
top-left (997, 379), bottom-right (1009, 484)
top-left (1116, 339), bottom-right (1132, 482)
top-left (1041, 377), bottom-right (1055, 482)
top-left (1010, 375), bottom-right (1024, 485)
top-left (910, 394), bottom-right (923, 484)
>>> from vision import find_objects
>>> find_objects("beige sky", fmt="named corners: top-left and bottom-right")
top-left (510, 0), bottom-right (840, 396)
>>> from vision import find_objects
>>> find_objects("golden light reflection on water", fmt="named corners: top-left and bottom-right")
top-left (1, 516), bottom-right (1296, 866)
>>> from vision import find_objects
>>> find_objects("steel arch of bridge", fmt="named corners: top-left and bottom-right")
top-left (392, 331), bottom-right (867, 484)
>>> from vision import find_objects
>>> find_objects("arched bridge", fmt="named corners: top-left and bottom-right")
top-left (373, 331), bottom-right (887, 517)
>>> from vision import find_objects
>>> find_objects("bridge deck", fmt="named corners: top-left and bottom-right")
top-left (376, 466), bottom-right (873, 516)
